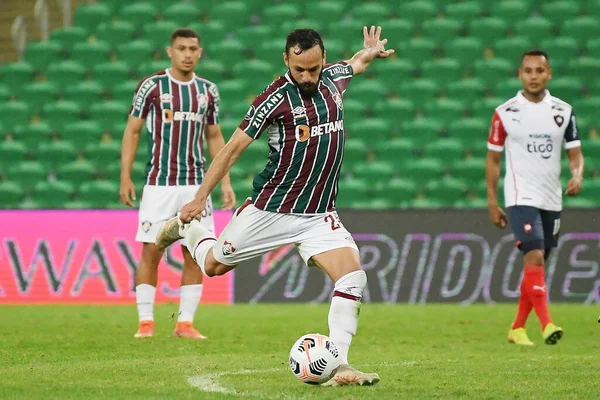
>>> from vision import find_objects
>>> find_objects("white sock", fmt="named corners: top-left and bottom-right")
top-left (178, 284), bottom-right (203, 323)
top-left (136, 284), bottom-right (156, 322)
top-left (328, 270), bottom-right (367, 365)
top-left (181, 220), bottom-right (216, 275)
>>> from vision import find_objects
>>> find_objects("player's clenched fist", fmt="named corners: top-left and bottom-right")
top-left (179, 198), bottom-right (206, 223)
top-left (565, 176), bottom-right (582, 196)
top-left (488, 205), bottom-right (508, 228)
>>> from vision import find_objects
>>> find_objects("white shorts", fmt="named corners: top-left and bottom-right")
top-left (213, 200), bottom-right (358, 266)
top-left (136, 185), bottom-right (214, 243)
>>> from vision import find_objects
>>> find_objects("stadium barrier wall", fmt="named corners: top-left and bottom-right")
top-left (0, 210), bottom-right (234, 304)
top-left (233, 209), bottom-right (600, 304)
top-left (1, 210), bottom-right (598, 305)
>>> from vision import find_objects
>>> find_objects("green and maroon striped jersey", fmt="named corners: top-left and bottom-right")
top-left (238, 62), bottom-right (353, 214)
top-left (130, 68), bottom-right (220, 186)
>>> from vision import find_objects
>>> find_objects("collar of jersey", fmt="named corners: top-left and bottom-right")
top-left (516, 89), bottom-right (551, 105)
top-left (165, 68), bottom-right (196, 85)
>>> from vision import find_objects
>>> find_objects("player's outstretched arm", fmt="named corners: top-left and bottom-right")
top-left (180, 128), bottom-right (253, 222)
top-left (486, 150), bottom-right (507, 228)
top-left (347, 26), bottom-right (395, 76)
top-left (119, 115), bottom-right (144, 207)
top-left (205, 124), bottom-right (237, 209)
top-left (565, 147), bottom-right (584, 196)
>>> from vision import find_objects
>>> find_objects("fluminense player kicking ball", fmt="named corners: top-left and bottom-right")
top-left (156, 27), bottom-right (394, 386)
top-left (486, 49), bottom-right (584, 346)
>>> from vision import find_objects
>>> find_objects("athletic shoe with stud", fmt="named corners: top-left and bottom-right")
top-left (321, 364), bottom-right (380, 387)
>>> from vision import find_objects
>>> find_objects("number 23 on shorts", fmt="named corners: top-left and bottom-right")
top-left (324, 213), bottom-right (342, 231)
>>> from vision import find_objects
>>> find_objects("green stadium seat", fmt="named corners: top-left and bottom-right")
top-left (24, 41), bottom-right (62, 70)
top-left (408, 198), bottom-right (447, 209)
top-left (90, 101), bottom-right (128, 131)
top-left (65, 81), bottom-right (104, 109)
top-left (323, 39), bottom-right (346, 63)
top-left (373, 99), bottom-right (417, 126)
top-left (7, 161), bottom-right (47, 189)
top-left (41, 101), bottom-right (81, 130)
top-left (454, 198), bottom-right (488, 208)
top-left (493, 37), bottom-right (533, 63)
top-left (217, 79), bottom-right (247, 106)
top-left (103, 160), bottom-right (145, 182)
top-left (375, 178), bottom-right (418, 205)
top-left (447, 118), bottom-right (488, 142)
top-left (163, 2), bottom-right (200, 25)
top-left (85, 140), bottom-right (121, 165)
top-left (263, 4), bottom-right (301, 21)
top-left (424, 98), bottom-right (466, 124)
top-left (118, 3), bottom-right (157, 27)
top-left (569, 58), bottom-right (600, 84)
top-left (189, 21), bottom-right (225, 47)
top-left (74, 3), bottom-right (112, 33)
top-left (587, 37), bottom-right (600, 58)
top-left (93, 61), bottom-right (132, 90)
top-left (139, 60), bottom-right (171, 78)
top-left (0, 141), bottom-right (27, 165)
top-left (370, 59), bottom-right (414, 83)
top-left (398, 38), bottom-right (436, 65)
top-left (0, 181), bottom-right (23, 208)
top-left (237, 25), bottom-right (275, 50)
top-left (352, 161), bottom-right (395, 183)
top-left (383, 19), bottom-right (416, 44)
top-left (375, 138), bottom-right (415, 163)
top-left (541, 37), bottom-right (578, 64)
top-left (351, 3), bottom-right (391, 23)
top-left (401, 118), bottom-right (443, 141)
top-left (14, 122), bottom-right (53, 147)
top-left (0, 85), bottom-right (10, 102)
top-left (514, 17), bottom-right (554, 45)
top-left (494, 77), bottom-right (522, 99)
top-left (344, 139), bottom-right (368, 164)
top-left (491, 1), bottom-right (533, 24)
top-left (445, 37), bottom-right (484, 65)
top-left (210, 2), bottom-right (250, 28)
top-left (328, 20), bottom-right (366, 48)
top-left (36, 140), bottom-right (78, 169)
top-left (207, 39), bottom-right (246, 67)
top-left (350, 118), bottom-right (393, 141)
top-left (446, 79), bottom-right (485, 105)
top-left (573, 97), bottom-right (600, 118)
top-left (62, 120), bottom-right (104, 150)
top-left (0, 101), bottom-right (31, 130)
top-left (469, 17), bottom-right (508, 47)
top-left (50, 26), bottom-right (88, 48)
top-left (71, 40), bottom-right (111, 65)
top-left (20, 82), bottom-right (58, 113)
top-left (426, 177), bottom-right (468, 202)
top-left (561, 17), bottom-right (600, 44)
top-left (471, 97), bottom-right (503, 120)
top-left (549, 77), bottom-right (583, 100)
top-left (110, 79), bottom-right (138, 103)
top-left (451, 158), bottom-right (486, 182)
top-left (311, 1), bottom-right (346, 26)
top-left (402, 158), bottom-right (445, 182)
top-left (348, 80), bottom-right (389, 104)
top-left (474, 58), bottom-right (514, 87)
top-left (399, 1), bottom-right (438, 25)
top-left (421, 58), bottom-right (462, 84)
top-left (422, 18), bottom-right (462, 45)
top-left (336, 178), bottom-right (369, 208)
top-left (117, 40), bottom-right (154, 69)
top-left (0, 62), bottom-right (34, 92)
top-left (542, 1), bottom-right (580, 26)
top-left (57, 160), bottom-right (97, 184)
top-left (33, 181), bottom-right (74, 208)
top-left (444, 2), bottom-right (483, 23)
top-left (423, 138), bottom-right (465, 161)
top-left (96, 21), bottom-right (135, 46)
top-left (46, 60), bottom-right (85, 87)
top-left (399, 79), bottom-right (439, 104)
top-left (143, 21), bottom-right (179, 50)
top-left (343, 99), bottom-right (368, 128)
top-left (232, 60), bottom-right (276, 93)
top-left (281, 20), bottom-right (325, 37)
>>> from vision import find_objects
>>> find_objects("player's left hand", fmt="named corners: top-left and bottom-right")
top-left (565, 176), bottom-right (582, 196)
top-left (179, 198), bottom-right (206, 223)
top-left (220, 183), bottom-right (236, 210)
top-left (362, 26), bottom-right (395, 59)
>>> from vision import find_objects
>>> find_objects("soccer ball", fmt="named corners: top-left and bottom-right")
top-left (289, 333), bottom-right (341, 384)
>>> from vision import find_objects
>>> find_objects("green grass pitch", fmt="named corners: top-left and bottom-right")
top-left (1, 304), bottom-right (599, 399)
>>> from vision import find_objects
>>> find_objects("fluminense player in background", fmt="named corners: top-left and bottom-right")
top-left (156, 27), bottom-right (394, 386)
top-left (486, 49), bottom-right (584, 346)
top-left (119, 28), bottom-right (236, 339)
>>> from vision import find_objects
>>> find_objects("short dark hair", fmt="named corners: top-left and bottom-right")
top-left (170, 28), bottom-right (201, 45)
top-left (521, 48), bottom-right (550, 64)
top-left (285, 29), bottom-right (325, 56)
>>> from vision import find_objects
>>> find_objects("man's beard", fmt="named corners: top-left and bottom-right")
top-left (289, 70), bottom-right (323, 97)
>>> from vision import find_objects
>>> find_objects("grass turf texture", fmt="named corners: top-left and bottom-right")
top-left (1, 304), bottom-right (599, 399)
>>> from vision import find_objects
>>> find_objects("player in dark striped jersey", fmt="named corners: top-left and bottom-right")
top-left (156, 27), bottom-right (394, 386)
top-left (119, 28), bottom-right (236, 339)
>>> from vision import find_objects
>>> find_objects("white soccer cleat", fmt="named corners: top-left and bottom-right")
top-left (321, 364), bottom-right (380, 387)
top-left (155, 214), bottom-right (190, 250)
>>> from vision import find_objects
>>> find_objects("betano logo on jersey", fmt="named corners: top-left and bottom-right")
top-left (162, 109), bottom-right (204, 122)
top-left (295, 120), bottom-right (344, 142)
top-left (527, 134), bottom-right (553, 159)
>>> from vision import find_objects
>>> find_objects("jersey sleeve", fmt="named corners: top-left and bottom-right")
top-left (206, 84), bottom-right (220, 125)
top-left (323, 62), bottom-right (354, 95)
top-left (238, 85), bottom-right (285, 140)
top-left (129, 78), bottom-right (157, 119)
top-left (487, 111), bottom-right (507, 152)
top-left (563, 109), bottom-right (581, 149)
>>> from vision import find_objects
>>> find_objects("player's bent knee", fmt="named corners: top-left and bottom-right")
top-left (141, 243), bottom-right (163, 266)
top-left (524, 248), bottom-right (545, 266)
